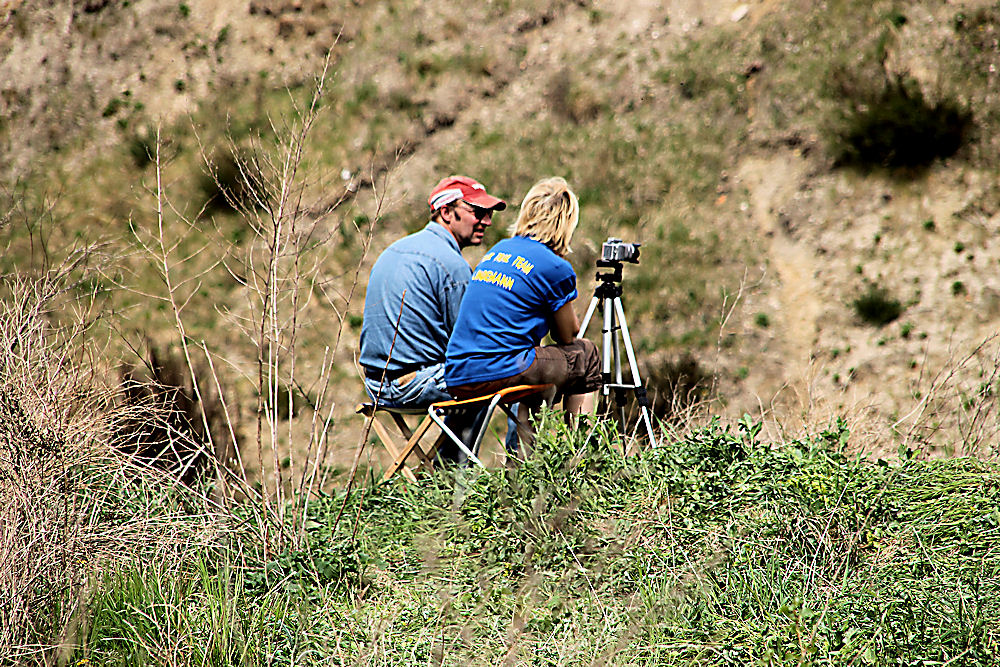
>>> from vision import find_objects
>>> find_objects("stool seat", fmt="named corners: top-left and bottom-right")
top-left (355, 403), bottom-right (427, 417)
top-left (428, 384), bottom-right (554, 468)
top-left (358, 384), bottom-right (554, 481)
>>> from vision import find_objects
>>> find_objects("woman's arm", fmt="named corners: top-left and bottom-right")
top-left (551, 301), bottom-right (580, 345)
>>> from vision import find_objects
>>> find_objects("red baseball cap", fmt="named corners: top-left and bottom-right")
top-left (428, 175), bottom-right (506, 212)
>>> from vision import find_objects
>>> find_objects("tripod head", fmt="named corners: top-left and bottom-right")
top-left (593, 259), bottom-right (626, 299)
top-left (594, 237), bottom-right (639, 295)
top-left (596, 258), bottom-right (625, 281)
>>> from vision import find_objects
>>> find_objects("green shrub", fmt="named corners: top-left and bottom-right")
top-left (643, 352), bottom-right (711, 419)
top-left (852, 283), bottom-right (903, 325)
top-left (544, 68), bottom-right (604, 124)
top-left (101, 96), bottom-right (125, 118)
top-left (198, 147), bottom-right (270, 213)
top-left (830, 75), bottom-right (971, 170)
top-left (126, 130), bottom-right (155, 169)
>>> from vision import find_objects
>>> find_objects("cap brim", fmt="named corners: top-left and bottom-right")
top-left (465, 192), bottom-right (507, 211)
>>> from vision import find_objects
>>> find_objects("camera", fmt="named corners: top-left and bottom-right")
top-left (600, 237), bottom-right (641, 263)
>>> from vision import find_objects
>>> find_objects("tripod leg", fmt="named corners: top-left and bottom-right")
top-left (592, 298), bottom-right (624, 431)
top-left (611, 318), bottom-right (622, 384)
top-left (607, 298), bottom-right (625, 430)
top-left (578, 296), bottom-right (600, 339)
top-left (599, 296), bottom-right (618, 421)
top-left (601, 296), bottom-right (614, 378)
top-left (613, 297), bottom-right (659, 446)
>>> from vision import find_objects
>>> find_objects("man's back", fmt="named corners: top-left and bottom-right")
top-left (360, 222), bottom-right (470, 374)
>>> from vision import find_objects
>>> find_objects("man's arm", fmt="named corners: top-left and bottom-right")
top-left (551, 301), bottom-right (580, 345)
top-left (442, 274), bottom-right (467, 333)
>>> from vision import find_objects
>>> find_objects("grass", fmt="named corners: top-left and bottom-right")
top-left (22, 411), bottom-right (996, 665)
top-left (3, 251), bottom-right (998, 663)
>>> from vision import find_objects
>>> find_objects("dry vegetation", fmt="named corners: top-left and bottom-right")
top-left (2, 0), bottom-right (1000, 662)
top-left (0, 253), bottom-right (226, 657)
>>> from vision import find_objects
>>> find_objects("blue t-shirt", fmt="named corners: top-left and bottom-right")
top-left (445, 236), bottom-right (577, 386)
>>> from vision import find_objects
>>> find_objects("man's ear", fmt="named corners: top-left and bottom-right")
top-left (438, 205), bottom-right (456, 225)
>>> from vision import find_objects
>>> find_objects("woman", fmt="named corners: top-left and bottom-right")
top-left (444, 177), bottom-right (601, 423)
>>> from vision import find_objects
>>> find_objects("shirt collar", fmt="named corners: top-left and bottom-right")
top-left (425, 221), bottom-right (460, 253)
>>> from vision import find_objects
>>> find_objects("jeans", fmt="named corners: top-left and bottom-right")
top-left (363, 363), bottom-right (452, 408)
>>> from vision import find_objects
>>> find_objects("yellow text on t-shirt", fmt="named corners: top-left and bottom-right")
top-left (472, 268), bottom-right (515, 291)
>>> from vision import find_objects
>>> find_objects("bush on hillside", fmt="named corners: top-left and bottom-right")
top-left (828, 74), bottom-right (971, 170)
top-left (852, 283), bottom-right (904, 326)
top-left (116, 341), bottom-right (238, 485)
top-left (198, 146), bottom-right (271, 214)
top-left (643, 352), bottom-right (712, 420)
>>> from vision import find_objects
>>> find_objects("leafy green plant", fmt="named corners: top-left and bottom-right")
top-left (829, 74), bottom-right (972, 170)
top-left (296, 415), bottom-right (1000, 664)
top-left (852, 283), bottom-right (903, 325)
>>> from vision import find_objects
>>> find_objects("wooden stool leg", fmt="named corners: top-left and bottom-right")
top-left (388, 411), bottom-right (437, 468)
top-left (371, 415), bottom-right (418, 483)
top-left (390, 412), bottom-right (414, 439)
top-left (382, 415), bottom-right (437, 481)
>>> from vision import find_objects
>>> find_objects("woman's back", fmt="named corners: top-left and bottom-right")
top-left (444, 235), bottom-right (578, 387)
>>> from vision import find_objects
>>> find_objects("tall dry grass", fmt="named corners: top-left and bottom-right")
top-left (126, 46), bottom-right (385, 554)
top-left (2, 47), bottom-right (383, 656)
top-left (0, 245), bottom-right (229, 662)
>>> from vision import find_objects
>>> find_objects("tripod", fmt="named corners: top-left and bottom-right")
top-left (577, 259), bottom-right (658, 446)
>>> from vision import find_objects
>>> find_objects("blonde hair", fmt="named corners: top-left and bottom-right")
top-left (512, 177), bottom-right (579, 256)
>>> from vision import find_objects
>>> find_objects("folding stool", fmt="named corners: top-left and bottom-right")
top-left (355, 402), bottom-right (445, 482)
top-left (428, 384), bottom-right (554, 468)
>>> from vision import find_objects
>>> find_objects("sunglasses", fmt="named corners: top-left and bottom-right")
top-left (457, 201), bottom-right (491, 221)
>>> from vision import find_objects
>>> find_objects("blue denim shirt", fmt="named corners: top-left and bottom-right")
top-left (360, 222), bottom-right (470, 374)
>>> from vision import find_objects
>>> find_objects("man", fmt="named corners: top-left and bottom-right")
top-left (360, 175), bottom-right (506, 411)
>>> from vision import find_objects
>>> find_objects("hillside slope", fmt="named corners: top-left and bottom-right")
top-left (2, 0), bottom-right (1000, 467)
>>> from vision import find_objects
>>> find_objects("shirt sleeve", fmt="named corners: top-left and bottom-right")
top-left (543, 260), bottom-right (577, 314)
top-left (442, 261), bottom-right (471, 333)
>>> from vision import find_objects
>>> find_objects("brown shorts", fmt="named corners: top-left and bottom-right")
top-left (449, 338), bottom-right (602, 400)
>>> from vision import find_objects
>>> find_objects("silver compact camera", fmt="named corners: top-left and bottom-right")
top-left (600, 237), bottom-right (641, 263)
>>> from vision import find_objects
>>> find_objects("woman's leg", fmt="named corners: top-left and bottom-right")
top-left (514, 402), bottom-right (535, 458)
top-left (563, 391), bottom-right (595, 415)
